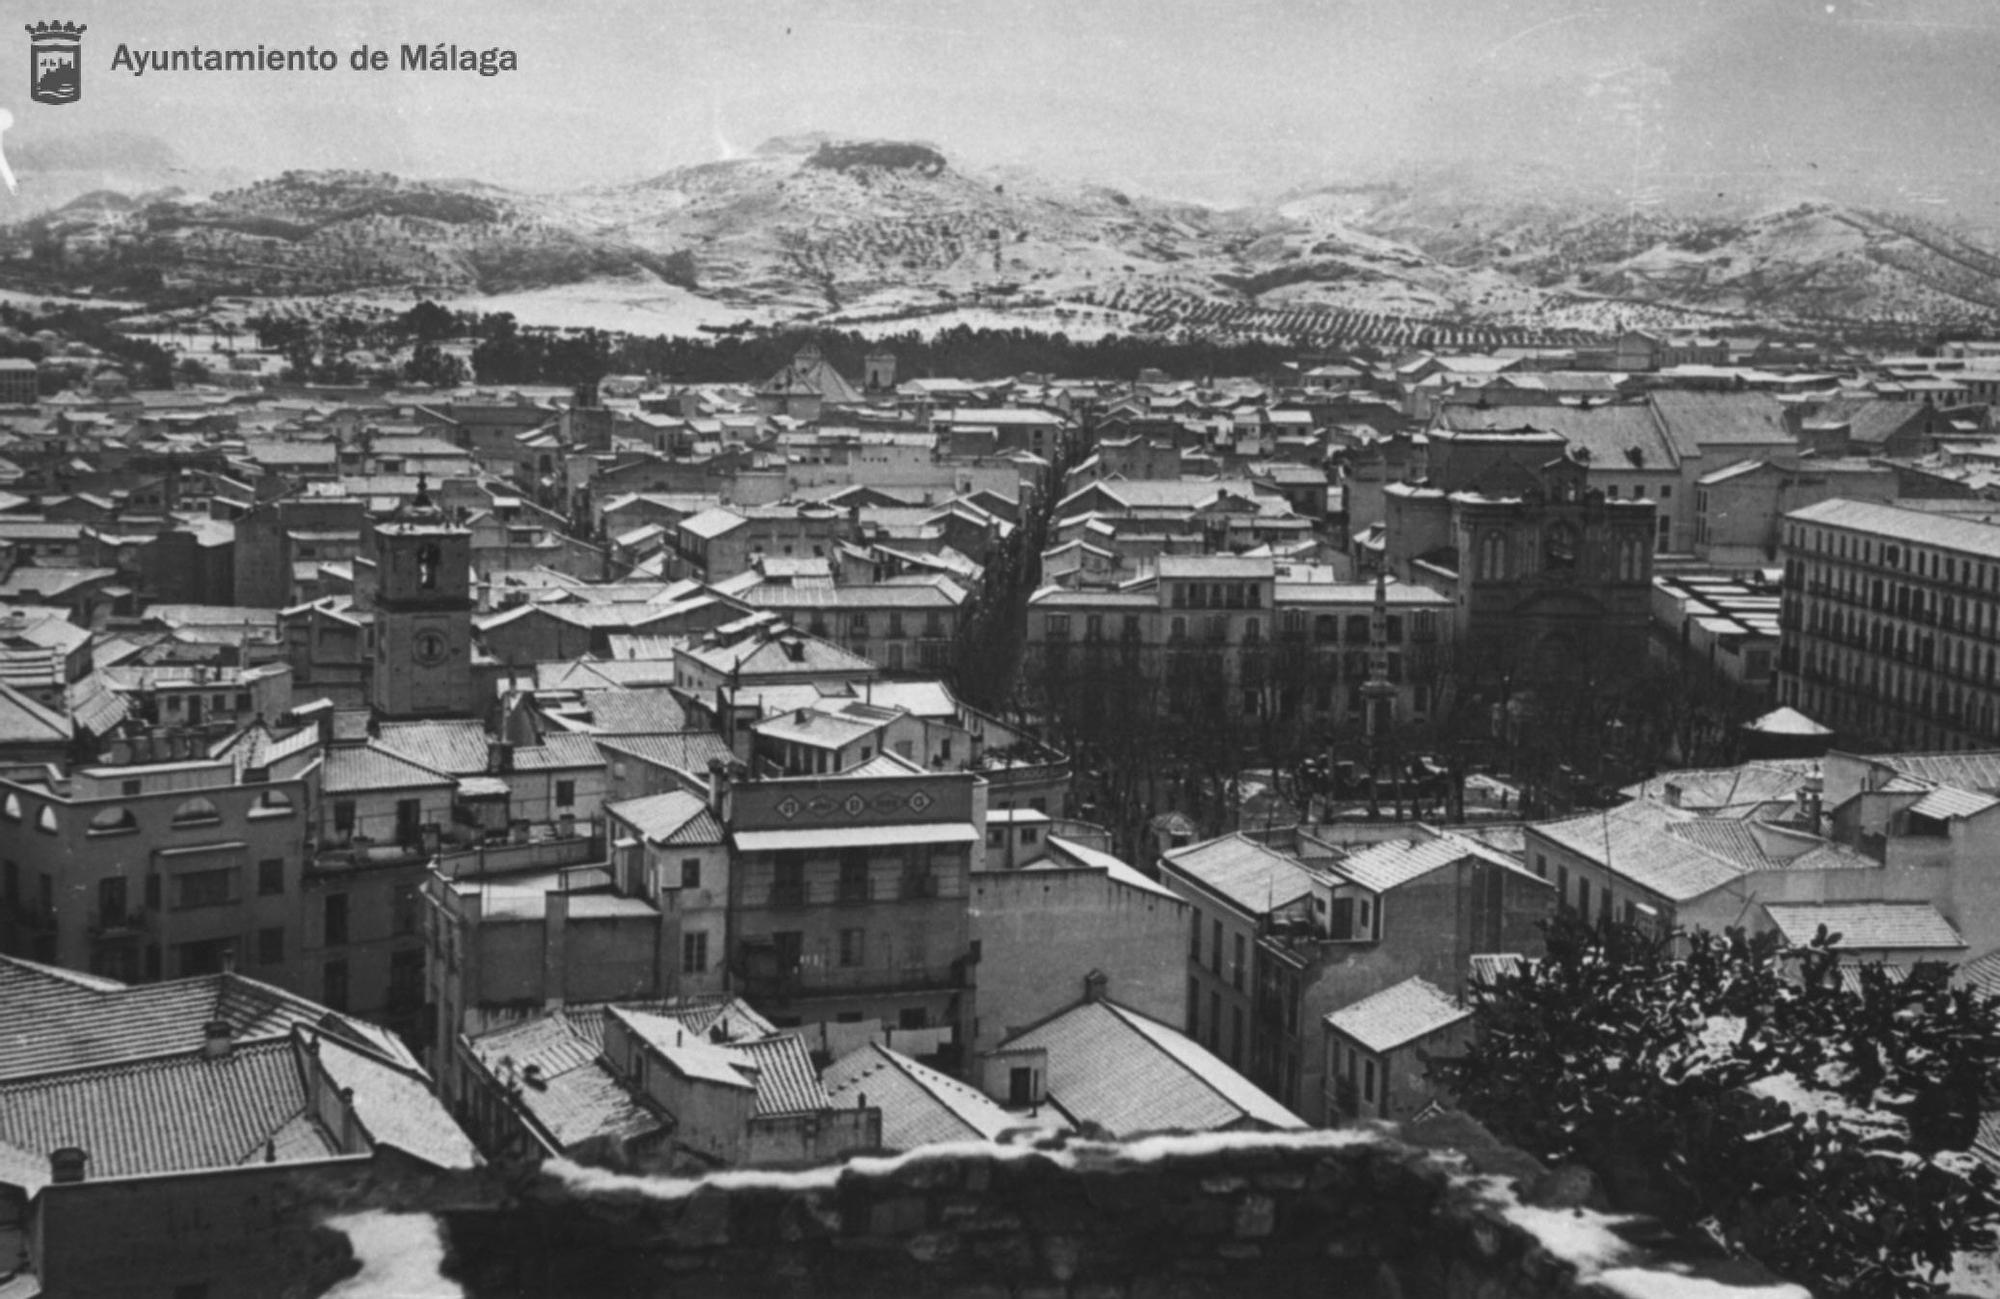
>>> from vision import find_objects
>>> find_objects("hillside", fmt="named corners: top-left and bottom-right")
top-left (4, 139), bottom-right (1999, 343)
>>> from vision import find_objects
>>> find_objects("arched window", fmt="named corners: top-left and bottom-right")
top-left (2, 793), bottom-right (19, 822)
top-left (417, 542), bottom-right (441, 590)
top-left (1544, 522), bottom-right (1578, 572)
top-left (250, 789), bottom-right (294, 818)
top-left (35, 806), bottom-right (57, 835)
top-left (88, 807), bottom-right (139, 836)
top-left (171, 797), bottom-right (222, 827)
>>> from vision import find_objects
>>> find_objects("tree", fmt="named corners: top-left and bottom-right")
top-left (403, 342), bottom-right (467, 388)
top-left (1434, 916), bottom-right (2000, 1299)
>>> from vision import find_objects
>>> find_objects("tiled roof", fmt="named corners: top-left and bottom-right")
top-left (0, 1041), bottom-right (331, 1184)
top-left (1530, 802), bottom-right (1745, 903)
top-left (608, 790), bottom-right (723, 846)
top-left (1908, 787), bottom-right (2000, 821)
top-left (1330, 834), bottom-right (1536, 893)
top-left (1958, 950), bottom-right (2000, 996)
top-left (1161, 834), bottom-right (1320, 916)
top-left (1787, 500), bottom-right (2000, 563)
top-left (321, 742), bottom-right (454, 794)
top-left (375, 719), bottom-right (491, 775)
top-left (315, 1036), bottom-right (479, 1169)
top-left (823, 1043), bottom-right (1026, 1150)
top-left (1003, 999), bottom-right (1304, 1136)
top-left (734, 1034), bottom-right (832, 1116)
top-left (466, 1020), bottom-right (662, 1153)
top-left (1625, 762), bottom-right (1821, 815)
top-left (573, 689), bottom-right (688, 735)
top-left (0, 959), bottom-right (352, 1082)
top-left (1437, 402), bottom-right (1679, 472)
top-left (1763, 903), bottom-right (1965, 951)
top-left (1325, 977), bottom-right (1472, 1055)
top-left (512, 733), bottom-right (605, 770)
top-left (599, 732), bottom-right (737, 776)
top-left (1647, 390), bottom-right (1794, 457)
top-left (0, 679), bottom-right (69, 745)
top-left (1872, 750), bottom-right (2000, 796)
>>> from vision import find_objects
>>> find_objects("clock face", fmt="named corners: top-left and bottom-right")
top-left (412, 629), bottom-right (450, 667)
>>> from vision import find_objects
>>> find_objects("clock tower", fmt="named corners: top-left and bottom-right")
top-left (367, 479), bottom-right (474, 719)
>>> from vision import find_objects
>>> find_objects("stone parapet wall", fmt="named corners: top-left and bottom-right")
top-left (436, 1129), bottom-right (1806, 1298)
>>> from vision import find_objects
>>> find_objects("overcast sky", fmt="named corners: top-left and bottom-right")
top-left (13, 0), bottom-right (2000, 213)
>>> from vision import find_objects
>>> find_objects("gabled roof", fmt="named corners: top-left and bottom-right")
top-left (1324, 977), bottom-right (1471, 1054)
top-left (823, 1042), bottom-right (1031, 1150)
top-left (1530, 802), bottom-right (1744, 903)
top-left (0, 678), bottom-right (70, 745)
top-left (1160, 834), bottom-right (1321, 916)
top-left (608, 790), bottom-right (724, 847)
top-left (1001, 999), bottom-right (1303, 1136)
top-left (320, 742), bottom-right (455, 794)
top-left (597, 731), bottom-right (736, 776)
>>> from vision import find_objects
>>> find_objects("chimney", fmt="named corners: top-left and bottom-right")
top-left (1084, 969), bottom-right (1108, 1003)
top-left (706, 757), bottom-right (728, 813)
top-left (1663, 782), bottom-right (1682, 809)
top-left (48, 1147), bottom-right (87, 1185)
top-left (202, 1020), bottom-right (234, 1059)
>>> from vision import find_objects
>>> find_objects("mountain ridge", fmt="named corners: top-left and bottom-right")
top-left (3, 137), bottom-right (1997, 342)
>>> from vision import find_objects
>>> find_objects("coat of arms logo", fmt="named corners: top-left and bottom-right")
top-left (26, 21), bottom-right (83, 105)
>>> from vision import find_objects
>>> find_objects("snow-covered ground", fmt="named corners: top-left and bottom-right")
top-left (322, 1212), bottom-right (461, 1299)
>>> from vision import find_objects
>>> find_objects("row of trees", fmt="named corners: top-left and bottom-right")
top-left (247, 300), bottom-right (1322, 389)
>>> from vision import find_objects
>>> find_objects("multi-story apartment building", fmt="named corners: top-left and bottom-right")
top-left (723, 758), bottom-right (983, 1065)
top-left (1777, 499), bottom-right (2000, 750)
top-left (0, 756), bottom-right (311, 986)
top-left (1025, 555), bottom-right (1452, 724)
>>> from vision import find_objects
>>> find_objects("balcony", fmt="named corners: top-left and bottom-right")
top-left (89, 908), bottom-right (148, 939)
top-left (736, 956), bottom-right (968, 1002)
top-left (755, 874), bottom-right (962, 908)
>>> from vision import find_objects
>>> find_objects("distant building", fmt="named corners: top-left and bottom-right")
top-left (1777, 498), bottom-right (2000, 750)
top-left (0, 954), bottom-right (476, 1299)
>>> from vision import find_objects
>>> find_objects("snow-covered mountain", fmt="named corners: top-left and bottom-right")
top-left (6, 136), bottom-right (2000, 342)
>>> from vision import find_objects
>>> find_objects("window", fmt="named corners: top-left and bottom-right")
top-left (325, 894), bottom-right (349, 946)
top-left (898, 1006), bottom-right (930, 1031)
top-left (772, 930), bottom-right (804, 973)
top-left (1190, 909), bottom-right (1203, 961)
top-left (333, 801), bottom-right (356, 835)
top-left (1544, 521), bottom-right (1578, 571)
top-left (97, 876), bottom-right (127, 925)
top-left (680, 857), bottom-right (701, 890)
top-left (257, 858), bottom-right (285, 896)
top-left (1232, 933), bottom-right (1246, 990)
top-left (1209, 991), bottom-right (1221, 1050)
top-left (839, 928), bottom-right (866, 967)
top-left (1363, 1057), bottom-right (1377, 1104)
top-left (323, 959), bottom-right (349, 1011)
top-left (682, 930), bottom-right (708, 974)
top-left (170, 797), bottom-right (222, 827)
top-left (252, 789), bottom-right (294, 817)
top-left (555, 780), bottom-right (576, 810)
top-left (1534, 853), bottom-right (1546, 879)
top-left (174, 869), bottom-right (235, 910)
top-left (258, 926), bottom-right (284, 966)
top-left (1576, 877), bottom-right (1590, 917)
top-left (393, 884), bottom-right (420, 936)
top-left (1210, 920), bottom-right (1222, 973)
top-left (1231, 1006), bottom-right (1244, 1067)
top-left (88, 807), bottom-right (139, 836)
top-left (1009, 1067), bottom-right (1036, 1106)
top-left (1187, 976), bottom-right (1200, 1034)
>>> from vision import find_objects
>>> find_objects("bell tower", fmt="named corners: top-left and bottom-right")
top-left (368, 477), bottom-right (474, 718)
